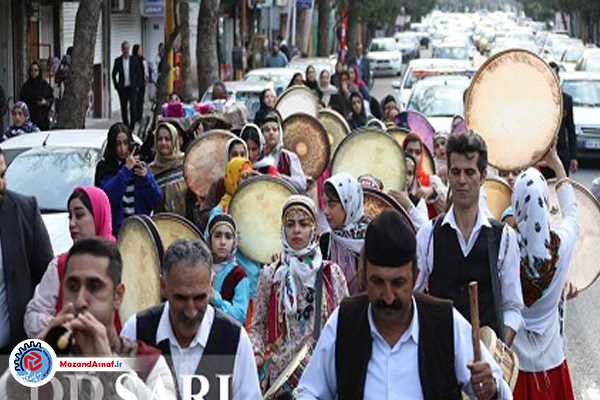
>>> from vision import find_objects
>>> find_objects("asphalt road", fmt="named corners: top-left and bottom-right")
top-left (370, 67), bottom-right (600, 399)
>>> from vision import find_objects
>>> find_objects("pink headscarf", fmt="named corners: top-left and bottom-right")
top-left (73, 186), bottom-right (115, 242)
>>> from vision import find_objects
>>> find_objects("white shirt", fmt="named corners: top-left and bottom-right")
top-left (513, 184), bottom-right (577, 372)
top-left (406, 197), bottom-right (429, 232)
top-left (281, 149), bottom-right (308, 192)
top-left (297, 298), bottom-right (513, 400)
top-left (122, 56), bottom-right (131, 87)
top-left (0, 239), bottom-right (9, 348)
top-left (415, 205), bottom-right (524, 334)
top-left (120, 303), bottom-right (261, 399)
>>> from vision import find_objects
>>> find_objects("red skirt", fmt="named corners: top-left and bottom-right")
top-left (513, 360), bottom-right (575, 400)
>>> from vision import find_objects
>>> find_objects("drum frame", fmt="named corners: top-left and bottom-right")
top-left (275, 85), bottom-right (319, 121)
top-left (282, 112), bottom-right (331, 179)
top-left (363, 188), bottom-right (416, 233)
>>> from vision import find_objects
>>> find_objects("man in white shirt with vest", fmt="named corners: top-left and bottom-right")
top-left (297, 210), bottom-right (512, 400)
top-left (415, 131), bottom-right (524, 346)
top-left (121, 239), bottom-right (261, 400)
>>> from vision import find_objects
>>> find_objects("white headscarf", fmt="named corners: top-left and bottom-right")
top-left (512, 168), bottom-right (552, 280)
top-left (253, 119), bottom-right (283, 170)
top-left (273, 196), bottom-right (323, 326)
top-left (326, 173), bottom-right (369, 254)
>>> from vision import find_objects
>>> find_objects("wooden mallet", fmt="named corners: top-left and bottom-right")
top-left (469, 281), bottom-right (481, 362)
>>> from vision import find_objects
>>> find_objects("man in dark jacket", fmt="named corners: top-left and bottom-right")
top-left (112, 41), bottom-right (144, 130)
top-left (348, 42), bottom-right (371, 89)
top-left (0, 148), bottom-right (54, 353)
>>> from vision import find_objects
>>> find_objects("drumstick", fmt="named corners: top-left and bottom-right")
top-left (469, 281), bottom-right (481, 362)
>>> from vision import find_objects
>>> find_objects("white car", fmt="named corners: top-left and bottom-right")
top-left (367, 38), bottom-right (403, 77)
top-left (201, 81), bottom-right (273, 121)
top-left (394, 32), bottom-right (421, 61)
top-left (1, 130), bottom-right (142, 255)
top-left (288, 57), bottom-right (336, 78)
top-left (560, 72), bottom-right (600, 159)
top-left (243, 68), bottom-right (300, 96)
top-left (406, 75), bottom-right (471, 132)
top-left (575, 48), bottom-right (600, 73)
top-left (393, 58), bottom-right (474, 107)
top-left (431, 41), bottom-right (472, 61)
top-left (559, 39), bottom-right (585, 72)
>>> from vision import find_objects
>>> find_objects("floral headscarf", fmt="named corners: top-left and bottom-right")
top-left (149, 122), bottom-right (185, 175)
top-left (219, 157), bottom-right (252, 212)
top-left (512, 168), bottom-right (560, 309)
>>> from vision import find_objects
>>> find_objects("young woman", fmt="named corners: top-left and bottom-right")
top-left (320, 173), bottom-right (370, 295)
top-left (149, 122), bottom-right (187, 216)
top-left (1, 102), bottom-right (40, 142)
top-left (512, 149), bottom-right (577, 400)
top-left (19, 61), bottom-right (54, 130)
top-left (304, 65), bottom-right (323, 100)
top-left (254, 88), bottom-right (277, 127)
top-left (206, 213), bottom-right (250, 325)
top-left (240, 123), bottom-right (278, 175)
top-left (95, 123), bottom-right (162, 234)
top-left (212, 156), bottom-right (253, 215)
top-left (401, 154), bottom-right (430, 230)
top-left (347, 91), bottom-right (368, 130)
top-left (24, 186), bottom-right (120, 337)
top-left (347, 65), bottom-right (370, 101)
top-left (433, 131), bottom-right (449, 184)
top-left (288, 72), bottom-right (305, 88)
top-left (250, 195), bottom-right (348, 391)
top-left (226, 137), bottom-right (248, 160)
top-left (318, 69), bottom-right (337, 106)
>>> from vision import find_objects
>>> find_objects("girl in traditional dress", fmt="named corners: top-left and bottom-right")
top-left (250, 195), bottom-right (348, 391)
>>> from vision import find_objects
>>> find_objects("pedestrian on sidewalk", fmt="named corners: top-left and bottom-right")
top-left (19, 61), bottom-right (54, 131)
top-left (132, 44), bottom-right (149, 125)
top-left (112, 41), bottom-right (144, 130)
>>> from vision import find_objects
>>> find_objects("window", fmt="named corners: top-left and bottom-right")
top-left (111, 0), bottom-right (131, 13)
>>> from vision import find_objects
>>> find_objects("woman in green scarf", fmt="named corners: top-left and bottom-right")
top-left (149, 121), bottom-right (188, 216)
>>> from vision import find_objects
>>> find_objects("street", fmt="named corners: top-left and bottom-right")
top-left (372, 72), bottom-right (600, 400)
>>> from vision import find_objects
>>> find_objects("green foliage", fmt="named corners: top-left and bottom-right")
top-left (336, 0), bottom-right (438, 30)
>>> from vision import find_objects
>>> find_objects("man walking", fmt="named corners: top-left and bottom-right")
top-left (112, 41), bottom-right (143, 130)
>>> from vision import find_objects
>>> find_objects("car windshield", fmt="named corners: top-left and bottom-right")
top-left (432, 46), bottom-right (469, 60)
top-left (407, 81), bottom-right (467, 117)
top-left (563, 47), bottom-right (584, 62)
top-left (370, 41), bottom-right (396, 52)
top-left (6, 148), bottom-right (100, 211)
top-left (235, 92), bottom-right (261, 119)
top-left (562, 80), bottom-right (600, 107)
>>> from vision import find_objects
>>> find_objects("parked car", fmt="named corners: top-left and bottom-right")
top-left (406, 75), bottom-right (471, 132)
top-left (394, 32), bottom-right (421, 62)
top-left (288, 57), bottom-right (336, 78)
top-left (243, 68), bottom-right (299, 95)
top-left (560, 40), bottom-right (585, 72)
top-left (575, 48), bottom-right (600, 73)
top-left (393, 58), bottom-right (474, 106)
top-left (201, 80), bottom-right (272, 121)
top-left (560, 72), bottom-right (600, 159)
top-left (367, 37), bottom-right (403, 77)
top-left (1, 130), bottom-right (112, 254)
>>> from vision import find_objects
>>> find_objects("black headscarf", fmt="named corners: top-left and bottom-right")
top-left (253, 88), bottom-right (276, 127)
top-left (347, 91), bottom-right (368, 130)
top-left (287, 73), bottom-right (304, 89)
top-left (304, 65), bottom-right (323, 100)
top-left (19, 62), bottom-right (54, 130)
top-left (94, 123), bottom-right (132, 186)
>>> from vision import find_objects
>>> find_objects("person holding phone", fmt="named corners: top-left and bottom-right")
top-left (95, 123), bottom-right (162, 235)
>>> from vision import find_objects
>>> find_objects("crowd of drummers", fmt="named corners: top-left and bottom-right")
top-left (0, 54), bottom-right (595, 400)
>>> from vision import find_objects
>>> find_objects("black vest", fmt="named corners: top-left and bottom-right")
top-left (335, 293), bottom-right (461, 400)
top-left (429, 216), bottom-right (505, 339)
top-left (135, 303), bottom-right (240, 400)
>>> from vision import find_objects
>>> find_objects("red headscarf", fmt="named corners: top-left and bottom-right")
top-left (403, 133), bottom-right (431, 187)
top-left (351, 65), bottom-right (367, 89)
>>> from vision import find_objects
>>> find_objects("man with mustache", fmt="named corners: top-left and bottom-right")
top-left (120, 239), bottom-right (261, 399)
top-left (415, 131), bottom-right (524, 347)
top-left (297, 210), bottom-right (512, 399)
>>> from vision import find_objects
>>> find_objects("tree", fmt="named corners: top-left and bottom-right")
top-left (179, 0), bottom-right (194, 101)
top-left (57, 0), bottom-right (103, 128)
top-left (197, 0), bottom-right (221, 97)
top-left (317, 0), bottom-right (332, 56)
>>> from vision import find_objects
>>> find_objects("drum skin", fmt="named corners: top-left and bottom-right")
top-left (318, 109), bottom-right (350, 161)
top-left (465, 49), bottom-right (562, 171)
top-left (548, 179), bottom-right (600, 292)
top-left (275, 85), bottom-right (319, 121)
top-left (282, 113), bottom-right (331, 179)
top-left (331, 130), bottom-right (406, 192)
top-left (483, 178), bottom-right (513, 221)
top-left (363, 188), bottom-right (415, 233)
top-left (229, 176), bottom-right (298, 264)
top-left (183, 130), bottom-right (237, 202)
top-left (263, 343), bottom-right (312, 399)
top-left (117, 216), bottom-right (163, 325)
top-left (152, 213), bottom-right (204, 250)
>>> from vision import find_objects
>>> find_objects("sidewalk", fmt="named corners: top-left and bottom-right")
top-left (85, 111), bottom-right (122, 130)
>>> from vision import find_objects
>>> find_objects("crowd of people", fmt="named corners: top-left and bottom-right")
top-left (0, 39), bottom-right (595, 400)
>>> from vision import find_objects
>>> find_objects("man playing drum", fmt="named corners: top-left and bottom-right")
top-left (415, 131), bottom-right (524, 346)
top-left (250, 196), bottom-right (348, 395)
top-left (297, 210), bottom-right (512, 400)
top-left (121, 239), bottom-right (261, 399)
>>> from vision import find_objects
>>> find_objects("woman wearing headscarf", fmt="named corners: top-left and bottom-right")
top-left (212, 156), bottom-right (253, 215)
top-left (512, 149), bottom-right (577, 400)
top-left (24, 186), bottom-right (121, 337)
top-left (95, 123), bottom-right (162, 234)
top-left (347, 64), bottom-right (370, 101)
top-left (240, 123), bottom-right (278, 176)
top-left (254, 88), bottom-right (277, 127)
top-left (318, 69), bottom-right (337, 106)
top-left (304, 65), bottom-right (323, 100)
top-left (206, 213), bottom-right (251, 325)
top-left (403, 132), bottom-right (447, 218)
top-left (433, 131), bottom-right (449, 185)
top-left (148, 122), bottom-right (187, 216)
top-left (320, 173), bottom-right (370, 295)
top-left (287, 72), bottom-right (305, 89)
top-left (1, 102), bottom-right (40, 142)
top-left (250, 195), bottom-right (348, 392)
top-left (347, 91), bottom-right (369, 130)
top-left (19, 61), bottom-right (54, 130)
